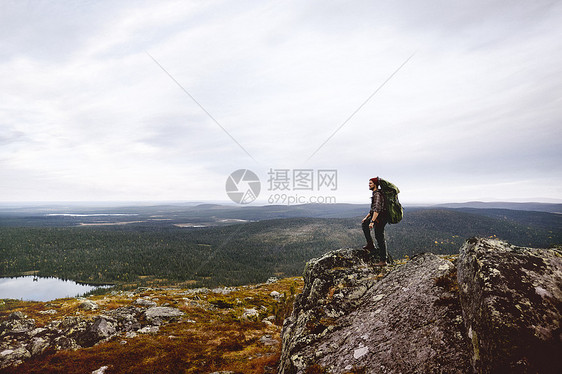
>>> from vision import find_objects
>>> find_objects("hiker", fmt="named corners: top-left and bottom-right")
top-left (361, 177), bottom-right (388, 264)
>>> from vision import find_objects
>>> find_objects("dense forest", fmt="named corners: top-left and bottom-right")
top-left (0, 205), bottom-right (560, 288)
top-left (2, 218), bottom-right (348, 287)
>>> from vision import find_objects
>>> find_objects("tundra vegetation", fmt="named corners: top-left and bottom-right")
top-left (0, 277), bottom-right (303, 374)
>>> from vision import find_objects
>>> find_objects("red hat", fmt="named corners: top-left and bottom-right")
top-left (370, 177), bottom-right (379, 184)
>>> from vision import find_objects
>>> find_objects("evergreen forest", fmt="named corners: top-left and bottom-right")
top-left (0, 204), bottom-right (560, 289)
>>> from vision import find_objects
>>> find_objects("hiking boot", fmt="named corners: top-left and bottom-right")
top-left (362, 243), bottom-right (375, 250)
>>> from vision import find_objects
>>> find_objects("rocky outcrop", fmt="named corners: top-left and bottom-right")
top-left (279, 239), bottom-right (562, 373)
top-left (279, 248), bottom-right (470, 373)
top-left (0, 303), bottom-right (184, 369)
top-left (458, 237), bottom-right (562, 374)
top-left (144, 306), bottom-right (184, 325)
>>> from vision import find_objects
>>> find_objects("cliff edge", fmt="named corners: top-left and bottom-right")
top-left (279, 238), bottom-right (562, 374)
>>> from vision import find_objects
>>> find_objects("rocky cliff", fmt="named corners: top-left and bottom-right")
top-left (279, 238), bottom-right (562, 374)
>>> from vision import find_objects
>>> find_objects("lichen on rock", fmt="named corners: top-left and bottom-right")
top-left (279, 248), bottom-right (471, 373)
top-left (457, 237), bottom-right (562, 374)
top-left (279, 238), bottom-right (562, 374)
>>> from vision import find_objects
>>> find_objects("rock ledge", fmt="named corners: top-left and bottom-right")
top-left (279, 238), bottom-right (562, 374)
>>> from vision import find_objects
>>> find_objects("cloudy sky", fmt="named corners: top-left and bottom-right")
top-left (1, 0), bottom-right (561, 205)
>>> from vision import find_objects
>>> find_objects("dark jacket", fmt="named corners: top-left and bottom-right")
top-left (369, 189), bottom-right (385, 215)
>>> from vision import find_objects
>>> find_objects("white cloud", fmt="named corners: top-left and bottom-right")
top-left (1, 0), bottom-right (561, 203)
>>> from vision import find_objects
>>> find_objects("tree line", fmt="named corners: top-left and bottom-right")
top-left (1, 210), bottom-right (559, 288)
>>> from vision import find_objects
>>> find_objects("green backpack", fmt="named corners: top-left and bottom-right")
top-left (378, 178), bottom-right (403, 224)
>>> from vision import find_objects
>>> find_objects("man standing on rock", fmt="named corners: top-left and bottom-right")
top-left (362, 177), bottom-right (388, 265)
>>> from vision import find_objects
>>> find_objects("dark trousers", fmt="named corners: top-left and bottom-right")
top-left (362, 213), bottom-right (388, 261)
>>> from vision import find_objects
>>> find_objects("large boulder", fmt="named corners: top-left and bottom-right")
top-left (105, 306), bottom-right (142, 332)
top-left (279, 239), bottom-right (562, 374)
top-left (0, 347), bottom-right (31, 368)
top-left (144, 306), bottom-right (184, 325)
top-left (457, 237), bottom-right (562, 374)
top-left (279, 248), bottom-right (471, 373)
top-left (77, 316), bottom-right (117, 347)
top-left (0, 317), bottom-right (35, 338)
top-left (78, 300), bottom-right (99, 311)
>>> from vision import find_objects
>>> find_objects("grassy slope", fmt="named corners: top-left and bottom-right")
top-left (0, 277), bottom-right (304, 374)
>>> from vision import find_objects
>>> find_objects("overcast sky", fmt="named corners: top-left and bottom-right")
top-left (1, 0), bottom-right (561, 205)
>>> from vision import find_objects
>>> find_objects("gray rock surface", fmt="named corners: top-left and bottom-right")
top-left (134, 298), bottom-right (157, 307)
top-left (0, 300), bottom-right (185, 369)
top-left (279, 248), bottom-right (470, 373)
top-left (457, 237), bottom-right (562, 374)
top-left (0, 347), bottom-right (31, 368)
top-left (92, 365), bottom-right (109, 374)
top-left (78, 316), bottom-right (117, 347)
top-left (8, 312), bottom-right (26, 320)
top-left (79, 300), bottom-right (99, 310)
top-left (137, 325), bottom-right (160, 334)
top-left (279, 239), bottom-right (562, 374)
top-left (144, 306), bottom-right (184, 325)
top-left (30, 337), bottom-right (49, 356)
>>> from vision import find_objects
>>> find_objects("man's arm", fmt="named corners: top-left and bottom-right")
top-left (369, 212), bottom-right (379, 227)
top-left (369, 191), bottom-right (384, 227)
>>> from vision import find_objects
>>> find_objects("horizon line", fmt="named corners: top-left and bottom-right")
top-left (0, 199), bottom-right (561, 207)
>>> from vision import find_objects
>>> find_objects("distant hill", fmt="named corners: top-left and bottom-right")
top-left (3, 202), bottom-right (561, 228)
top-left (432, 201), bottom-right (562, 213)
top-left (0, 203), bottom-right (368, 227)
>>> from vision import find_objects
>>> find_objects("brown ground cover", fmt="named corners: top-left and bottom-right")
top-left (0, 277), bottom-right (303, 374)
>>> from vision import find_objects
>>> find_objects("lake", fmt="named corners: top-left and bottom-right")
top-left (0, 276), bottom-right (112, 302)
